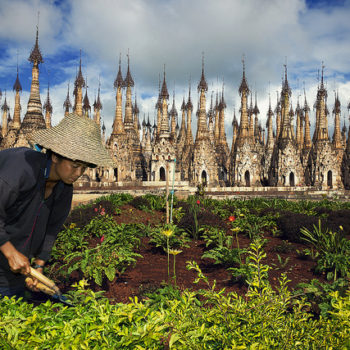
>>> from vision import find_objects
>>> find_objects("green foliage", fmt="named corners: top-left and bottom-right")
top-left (172, 206), bottom-right (185, 222)
top-left (84, 214), bottom-right (117, 237)
top-left (186, 195), bottom-right (202, 239)
top-left (64, 244), bottom-right (141, 286)
top-left (1, 261), bottom-right (350, 348)
top-left (148, 224), bottom-right (190, 251)
top-left (51, 220), bottom-right (145, 286)
top-left (130, 193), bottom-right (170, 212)
top-left (201, 226), bottom-right (247, 266)
top-left (228, 237), bottom-right (269, 288)
top-left (300, 220), bottom-right (350, 280)
top-left (94, 193), bottom-right (133, 208)
top-left (50, 224), bottom-right (89, 261)
top-left (296, 278), bottom-right (350, 318)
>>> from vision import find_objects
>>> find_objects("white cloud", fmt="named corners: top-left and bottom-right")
top-left (0, 0), bottom-right (350, 142)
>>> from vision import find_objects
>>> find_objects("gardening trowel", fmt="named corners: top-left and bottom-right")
top-left (25, 267), bottom-right (73, 307)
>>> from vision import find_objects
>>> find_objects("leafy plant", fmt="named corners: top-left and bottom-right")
top-left (300, 220), bottom-right (350, 280)
top-left (201, 226), bottom-right (247, 267)
top-left (149, 224), bottom-right (190, 252)
top-left (64, 243), bottom-right (141, 286)
top-left (50, 223), bottom-right (89, 260)
top-left (84, 214), bottom-right (117, 237)
top-left (228, 237), bottom-right (269, 289)
top-left (296, 278), bottom-right (350, 318)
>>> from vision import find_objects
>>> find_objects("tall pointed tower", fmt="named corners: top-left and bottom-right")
top-left (1, 96), bottom-right (9, 138)
top-left (63, 84), bottom-right (72, 117)
top-left (93, 83), bottom-right (102, 125)
top-left (21, 26), bottom-right (46, 134)
top-left (232, 58), bottom-right (262, 186)
top-left (122, 54), bottom-right (145, 180)
top-left (108, 56), bottom-right (133, 182)
top-left (215, 84), bottom-right (230, 184)
top-left (43, 83), bottom-right (52, 128)
top-left (112, 55), bottom-right (125, 135)
top-left (308, 64), bottom-right (343, 188)
top-left (151, 66), bottom-right (177, 182)
top-left (269, 65), bottom-right (303, 186)
top-left (190, 55), bottom-right (218, 185)
top-left (12, 65), bottom-right (22, 130)
top-left (73, 52), bottom-right (85, 116)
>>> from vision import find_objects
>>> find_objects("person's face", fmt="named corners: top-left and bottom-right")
top-left (51, 155), bottom-right (88, 184)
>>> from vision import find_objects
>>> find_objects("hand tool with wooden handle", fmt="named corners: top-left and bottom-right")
top-left (25, 277), bottom-right (56, 295)
top-left (27, 267), bottom-right (61, 295)
top-left (25, 267), bottom-right (73, 306)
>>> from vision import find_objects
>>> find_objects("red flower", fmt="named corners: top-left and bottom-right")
top-left (100, 210), bottom-right (106, 216)
top-left (196, 200), bottom-right (200, 205)
top-left (229, 216), bottom-right (236, 222)
top-left (100, 235), bottom-right (105, 243)
top-left (94, 208), bottom-right (98, 212)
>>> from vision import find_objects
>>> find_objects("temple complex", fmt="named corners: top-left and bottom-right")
top-left (1, 29), bottom-right (350, 191)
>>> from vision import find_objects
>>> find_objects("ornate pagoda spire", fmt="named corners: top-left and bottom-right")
top-left (231, 108), bottom-right (238, 150)
top-left (197, 53), bottom-right (208, 92)
top-left (160, 66), bottom-right (169, 100)
top-left (218, 83), bottom-right (228, 146)
top-left (159, 66), bottom-right (170, 135)
top-left (144, 115), bottom-right (153, 154)
top-left (124, 52), bottom-right (134, 126)
top-left (170, 90), bottom-right (178, 141)
top-left (332, 92), bottom-right (342, 149)
top-left (342, 116), bottom-right (347, 146)
top-left (93, 81), bottom-right (102, 125)
top-left (82, 78), bottom-right (91, 118)
top-left (208, 91), bottom-right (215, 145)
top-left (266, 94), bottom-right (274, 149)
top-left (248, 92), bottom-right (254, 139)
top-left (21, 25), bottom-right (46, 134)
top-left (279, 64), bottom-right (294, 143)
top-left (1, 94), bottom-right (9, 137)
top-left (43, 81), bottom-right (52, 128)
top-left (74, 50), bottom-right (86, 117)
top-left (112, 55), bottom-right (125, 135)
top-left (313, 63), bottom-right (329, 142)
top-left (177, 96), bottom-right (187, 144)
top-left (63, 83), bottom-right (72, 117)
top-left (214, 91), bottom-right (220, 144)
top-left (155, 73), bottom-right (161, 139)
top-left (133, 93), bottom-right (140, 138)
top-left (185, 80), bottom-right (193, 146)
top-left (303, 90), bottom-right (312, 150)
top-left (275, 91), bottom-right (281, 140)
top-left (236, 56), bottom-right (250, 146)
top-left (12, 62), bottom-right (22, 130)
top-left (195, 54), bottom-right (209, 141)
top-left (295, 96), bottom-right (304, 150)
top-left (28, 25), bottom-right (43, 64)
top-left (114, 54), bottom-right (125, 89)
top-left (123, 50), bottom-right (134, 88)
top-left (253, 91), bottom-right (260, 141)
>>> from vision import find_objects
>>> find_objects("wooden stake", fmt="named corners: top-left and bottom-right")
top-left (166, 161), bottom-right (169, 224)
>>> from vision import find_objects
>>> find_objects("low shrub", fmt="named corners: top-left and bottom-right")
top-left (277, 211), bottom-right (320, 243)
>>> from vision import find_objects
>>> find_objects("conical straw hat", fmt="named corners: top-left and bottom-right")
top-left (31, 113), bottom-right (114, 167)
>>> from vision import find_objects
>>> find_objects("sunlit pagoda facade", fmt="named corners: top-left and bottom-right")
top-left (1, 29), bottom-right (350, 190)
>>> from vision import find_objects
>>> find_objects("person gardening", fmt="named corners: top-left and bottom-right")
top-left (0, 113), bottom-right (114, 298)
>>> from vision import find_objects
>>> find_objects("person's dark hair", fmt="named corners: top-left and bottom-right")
top-left (46, 149), bottom-right (96, 168)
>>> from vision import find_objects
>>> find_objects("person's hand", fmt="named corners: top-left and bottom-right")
top-left (0, 241), bottom-right (30, 274)
top-left (25, 276), bottom-right (41, 292)
top-left (26, 262), bottom-right (45, 292)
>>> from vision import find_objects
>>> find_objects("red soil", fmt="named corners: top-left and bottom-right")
top-left (58, 205), bottom-right (325, 304)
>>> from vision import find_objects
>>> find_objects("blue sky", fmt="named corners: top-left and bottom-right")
top-left (0, 0), bottom-right (350, 142)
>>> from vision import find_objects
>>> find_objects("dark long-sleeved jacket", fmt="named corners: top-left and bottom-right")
top-left (0, 147), bottom-right (73, 287)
